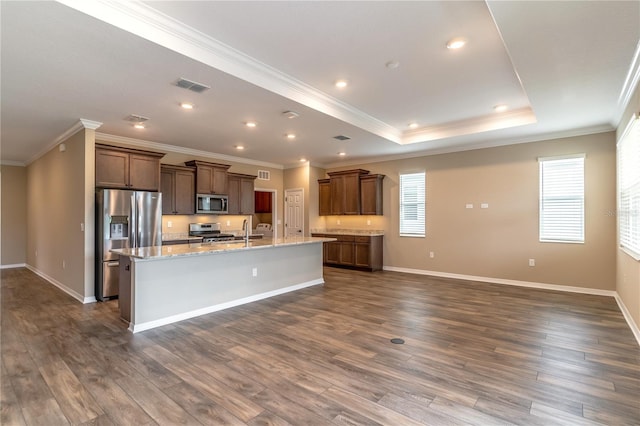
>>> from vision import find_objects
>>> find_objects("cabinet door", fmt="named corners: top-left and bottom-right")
top-left (330, 176), bottom-right (344, 215)
top-left (360, 175), bottom-right (383, 215)
top-left (96, 149), bottom-right (129, 188)
top-left (339, 242), bottom-right (355, 265)
top-left (325, 242), bottom-right (340, 264)
top-left (319, 181), bottom-right (331, 216)
top-left (160, 169), bottom-right (175, 214)
top-left (227, 175), bottom-right (240, 214)
top-left (212, 167), bottom-right (228, 194)
top-left (355, 242), bottom-right (371, 268)
top-left (174, 170), bottom-right (195, 214)
top-left (240, 178), bottom-right (255, 214)
top-left (196, 166), bottom-right (213, 194)
top-left (129, 154), bottom-right (160, 191)
top-left (343, 174), bottom-right (361, 215)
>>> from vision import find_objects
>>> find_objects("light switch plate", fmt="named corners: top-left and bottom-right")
top-left (466, 204), bottom-right (473, 209)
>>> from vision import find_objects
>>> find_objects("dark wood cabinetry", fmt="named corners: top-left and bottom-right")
top-left (227, 173), bottom-right (257, 215)
top-left (318, 179), bottom-right (331, 216)
top-left (160, 165), bottom-right (195, 215)
top-left (328, 169), bottom-right (369, 215)
top-left (95, 144), bottom-right (164, 190)
top-left (184, 160), bottom-right (230, 195)
top-left (360, 174), bottom-right (384, 215)
top-left (318, 169), bottom-right (384, 216)
top-left (312, 233), bottom-right (383, 271)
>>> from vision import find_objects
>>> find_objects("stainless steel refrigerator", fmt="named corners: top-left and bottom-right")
top-left (96, 189), bottom-right (162, 301)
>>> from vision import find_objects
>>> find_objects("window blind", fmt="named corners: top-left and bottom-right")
top-left (399, 172), bottom-right (425, 237)
top-left (618, 114), bottom-right (640, 257)
top-left (539, 155), bottom-right (585, 242)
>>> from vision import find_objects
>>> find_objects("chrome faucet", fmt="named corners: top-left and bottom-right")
top-left (242, 215), bottom-right (252, 244)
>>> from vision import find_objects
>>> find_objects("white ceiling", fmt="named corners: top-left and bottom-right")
top-left (1, 1), bottom-right (638, 169)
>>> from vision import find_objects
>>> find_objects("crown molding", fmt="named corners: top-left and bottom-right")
top-left (57, 0), bottom-right (402, 144)
top-left (0, 160), bottom-right (26, 167)
top-left (323, 124), bottom-right (613, 169)
top-left (26, 119), bottom-right (102, 165)
top-left (402, 107), bottom-right (536, 145)
top-left (95, 132), bottom-right (284, 170)
top-left (617, 39), bottom-right (640, 124)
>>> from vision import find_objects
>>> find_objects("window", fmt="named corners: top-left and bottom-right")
top-left (399, 172), bottom-right (425, 237)
top-left (618, 114), bottom-right (640, 258)
top-left (539, 155), bottom-right (585, 242)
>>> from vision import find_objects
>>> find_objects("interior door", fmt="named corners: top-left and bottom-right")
top-left (285, 188), bottom-right (304, 237)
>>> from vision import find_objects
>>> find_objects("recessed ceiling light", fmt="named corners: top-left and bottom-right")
top-left (235, 145), bottom-right (244, 150)
top-left (180, 102), bottom-right (194, 110)
top-left (286, 133), bottom-right (296, 140)
top-left (134, 123), bottom-right (145, 129)
top-left (446, 37), bottom-right (467, 50)
top-left (299, 158), bottom-right (307, 162)
top-left (335, 80), bottom-right (348, 89)
top-left (282, 110), bottom-right (299, 119)
top-left (494, 104), bottom-right (509, 113)
top-left (408, 122), bottom-right (419, 129)
top-left (338, 152), bottom-right (346, 156)
top-left (385, 60), bottom-right (400, 69)
top-left (245, 121), bottom-right (257, 128)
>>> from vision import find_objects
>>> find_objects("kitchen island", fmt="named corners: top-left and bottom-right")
top-left (112, 236), bottom-right (334, 333)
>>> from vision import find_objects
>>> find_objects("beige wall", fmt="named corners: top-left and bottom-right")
top-left (324, 132), bottom-right (616, 290)
top-left (27, 130), bottom-right (93, 301)
top-left (616, 82), bottom-right (640, 330)
top-left (1, 165), bottom-right (28, 266)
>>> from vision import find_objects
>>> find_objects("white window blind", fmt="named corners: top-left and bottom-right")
top-left (618, 114), bottom-right (640, 258)
top-left (539, 155), bottom-right (585, 242)
top-left (399, 172), bottom-right (425, 237)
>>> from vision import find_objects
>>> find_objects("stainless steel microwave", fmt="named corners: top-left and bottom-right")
top-left (196, 194), bottom-right (228, 214)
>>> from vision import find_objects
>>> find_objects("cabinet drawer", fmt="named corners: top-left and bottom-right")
top-left (355, 236), bottom-right (371, 243)
top-left (335, 235), bottom-right (355, 242)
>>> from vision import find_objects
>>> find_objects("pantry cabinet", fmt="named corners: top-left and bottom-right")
top-left (95, 144), bottom-right (164, 191)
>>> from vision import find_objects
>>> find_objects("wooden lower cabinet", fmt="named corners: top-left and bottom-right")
top-left (313, 233), bottom-right (383, 271)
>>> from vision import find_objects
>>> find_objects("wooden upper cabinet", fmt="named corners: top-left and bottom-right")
top-left (327, 169), bottom-right (369, 215)
top-left (95, 144), bottom-right (164, 191)
top-left (160, 165), bottom-right (195, 215)
top-left (318, 179), bottom-right (331, 216)
top-left (184, 160), bottom-right (231, 195)
top-left (227, 172), bottom-right (256, 215)
top-left (360, 174), bottom-right (385, 215)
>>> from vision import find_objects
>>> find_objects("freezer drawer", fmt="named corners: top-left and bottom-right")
top-left (101, 260), bottom-right (120, 299)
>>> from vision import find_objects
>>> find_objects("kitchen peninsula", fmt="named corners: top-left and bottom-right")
top-left (113, 236), bottom-right (334, 333)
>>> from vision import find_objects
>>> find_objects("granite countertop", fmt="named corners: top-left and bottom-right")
top-left (112, 236), bottom-right (336, 260)
top-left (310, 229), bottom-right (385, 236)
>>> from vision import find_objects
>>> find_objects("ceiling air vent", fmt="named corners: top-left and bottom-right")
top-left (333, 135), bottom-right (351, 141)
top-left (124, 114), bottom-right (149, 122)
top-left (257, 170), bottom-right (271, 181)
top-left (174, 77), bottom-right (211, 93)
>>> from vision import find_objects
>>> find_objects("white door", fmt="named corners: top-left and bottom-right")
top-left (285, 188), bottom-right (304, 237)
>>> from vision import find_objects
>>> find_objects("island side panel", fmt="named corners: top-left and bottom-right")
top-left (130, 242), bottom-right (323, 331)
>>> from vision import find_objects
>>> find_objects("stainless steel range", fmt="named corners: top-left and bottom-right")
top-left (189, 223), bottom-right (235, 242)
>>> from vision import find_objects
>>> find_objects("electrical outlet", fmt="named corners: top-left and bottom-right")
top-left (367, 220), bottom-right (371, 226)
top-left (252, 267), bottom-right (258, 277)
top-left (337, 219), bottom-right (341, 225)
top-left (529, 259), bottom-right (535, 267)
top-left (429, 251), bottom-right (435, 258)
top-left (466, 204), bottom-right (473, 209)
top-left (35, 250), bottom-right (38, 257)
top-left (226, 220), bottom-right (231, 226)
top-left (80, 222), bottom-right (84, 232)
top-left (167, 221), bottom-right (173, 228)
top-left (62, 260), bottom-right (66, 269)
top-left (481, 203), bottom-right (489, 209)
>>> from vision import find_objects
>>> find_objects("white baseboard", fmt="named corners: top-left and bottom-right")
top-left (25, 264), bottom-right (95, 304)
top-left (383, 266), bottom-right (639, 347)
top-left (1, 263), bottom-right (27, 269)
top-left (129, 278), bottom-right (325, 333)
top-left (614, 293), bottom-right (640, 346)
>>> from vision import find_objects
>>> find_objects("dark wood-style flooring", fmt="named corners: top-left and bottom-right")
top-left (1, 267), bottom-right (639, 425)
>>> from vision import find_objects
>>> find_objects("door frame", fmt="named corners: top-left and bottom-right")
top-left (254, 187), bottom-right (278, 239)
top-left (284, 188), bottom-right (304, 237)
